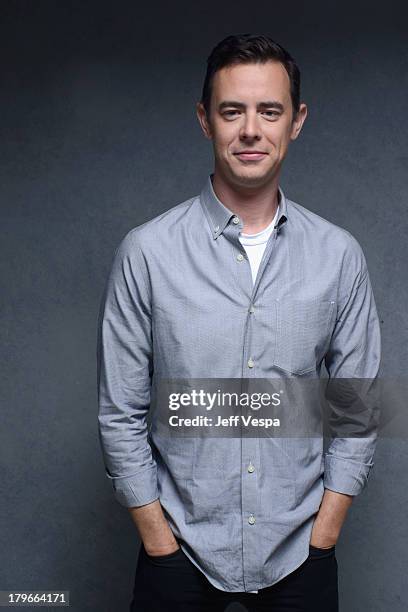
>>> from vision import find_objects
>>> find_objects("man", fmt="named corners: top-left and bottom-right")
top-left (97, 33), bottom-right (381, 611)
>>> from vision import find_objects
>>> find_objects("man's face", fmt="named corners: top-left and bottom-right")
top-left (197, 60), bottom-right (307, 190)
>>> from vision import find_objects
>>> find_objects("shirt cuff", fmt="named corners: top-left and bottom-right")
top-left (107, 466), bottom-right (159, 508)
top-left (323, 454), bottom-right (372, 496)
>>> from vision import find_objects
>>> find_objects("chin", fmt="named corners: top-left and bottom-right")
top-left (231, 171), bottom-right (271, 187)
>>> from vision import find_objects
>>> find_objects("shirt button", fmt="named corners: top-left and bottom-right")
top-left (249, 305), bottom-right (255, 314)
top-left (248, 462), bottom-right (255, 473)
top-left (232, 216), bottom-right (240, 225)
top-left (214, 225), bottom-right (219, 232)
top-left (248, 514), bottom-right (256, 525)
top-left (236, 253), bottom-right (244, 262)
top-left (247, 358), bottom-right (254, 368)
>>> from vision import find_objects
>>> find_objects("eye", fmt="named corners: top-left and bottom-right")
top-left (222, 110), bottom-right (240, 119)
top-left (261, 110), bottom-right (280, 119)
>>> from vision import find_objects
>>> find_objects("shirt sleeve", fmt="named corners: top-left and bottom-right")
top-left (323, 233), bottom-right (381, 496)
top-left (97, 229), bottom-right (159, 508)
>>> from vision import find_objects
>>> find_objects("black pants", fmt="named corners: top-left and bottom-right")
top-left (130, 543), bottom-right (338, 612)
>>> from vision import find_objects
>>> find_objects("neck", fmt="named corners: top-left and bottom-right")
top-left (211, 171), bottom-right (279, 234)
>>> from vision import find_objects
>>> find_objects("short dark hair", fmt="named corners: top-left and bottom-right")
top-left (201, 33), bottom-right (301, 120)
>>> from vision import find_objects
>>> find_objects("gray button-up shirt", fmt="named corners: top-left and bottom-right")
top-left (97, 175), bottom-right (381, 592)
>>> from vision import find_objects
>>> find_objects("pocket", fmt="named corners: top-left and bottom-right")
top-left (308, 544), bottom-right (336, 559)
top-left (274, 298), bottom-right (336, 375)
top-left (143, 545), bottom-right (184, 563)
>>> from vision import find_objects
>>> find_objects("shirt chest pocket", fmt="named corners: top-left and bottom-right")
top-left (273, 298), bottom-right (336, 375)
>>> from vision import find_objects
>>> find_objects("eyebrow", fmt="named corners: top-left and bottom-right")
top-left (218, 100), bottom-right (285, 112)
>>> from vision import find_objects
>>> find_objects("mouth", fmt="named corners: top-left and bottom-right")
top-left (234, 151), bottom-right (268, 161)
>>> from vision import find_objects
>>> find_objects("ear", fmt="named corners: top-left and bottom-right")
top-left (196, 102), bottom-right (213, 140)
top-left (290, 102), bottom-right (308, 141)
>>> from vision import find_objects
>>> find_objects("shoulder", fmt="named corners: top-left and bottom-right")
top-left (286, 196), bottom-right (368, 275)
top-left (115, 195), bottom-right (199, 255)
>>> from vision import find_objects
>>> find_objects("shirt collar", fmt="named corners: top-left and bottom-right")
top-left (200, 174), bottom-right (288, 240)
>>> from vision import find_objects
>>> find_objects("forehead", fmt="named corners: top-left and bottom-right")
top-left (211, 61), bottom-right (291, 104)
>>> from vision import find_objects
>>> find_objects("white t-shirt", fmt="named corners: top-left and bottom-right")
top-left (238, 205), bottom-right (280, 284)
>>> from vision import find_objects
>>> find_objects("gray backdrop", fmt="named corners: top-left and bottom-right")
top-left (1, 1), bottom-right (407, 610)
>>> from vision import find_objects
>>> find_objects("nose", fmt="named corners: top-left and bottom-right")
top-left (239, 111), bottom-right (262, 141)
